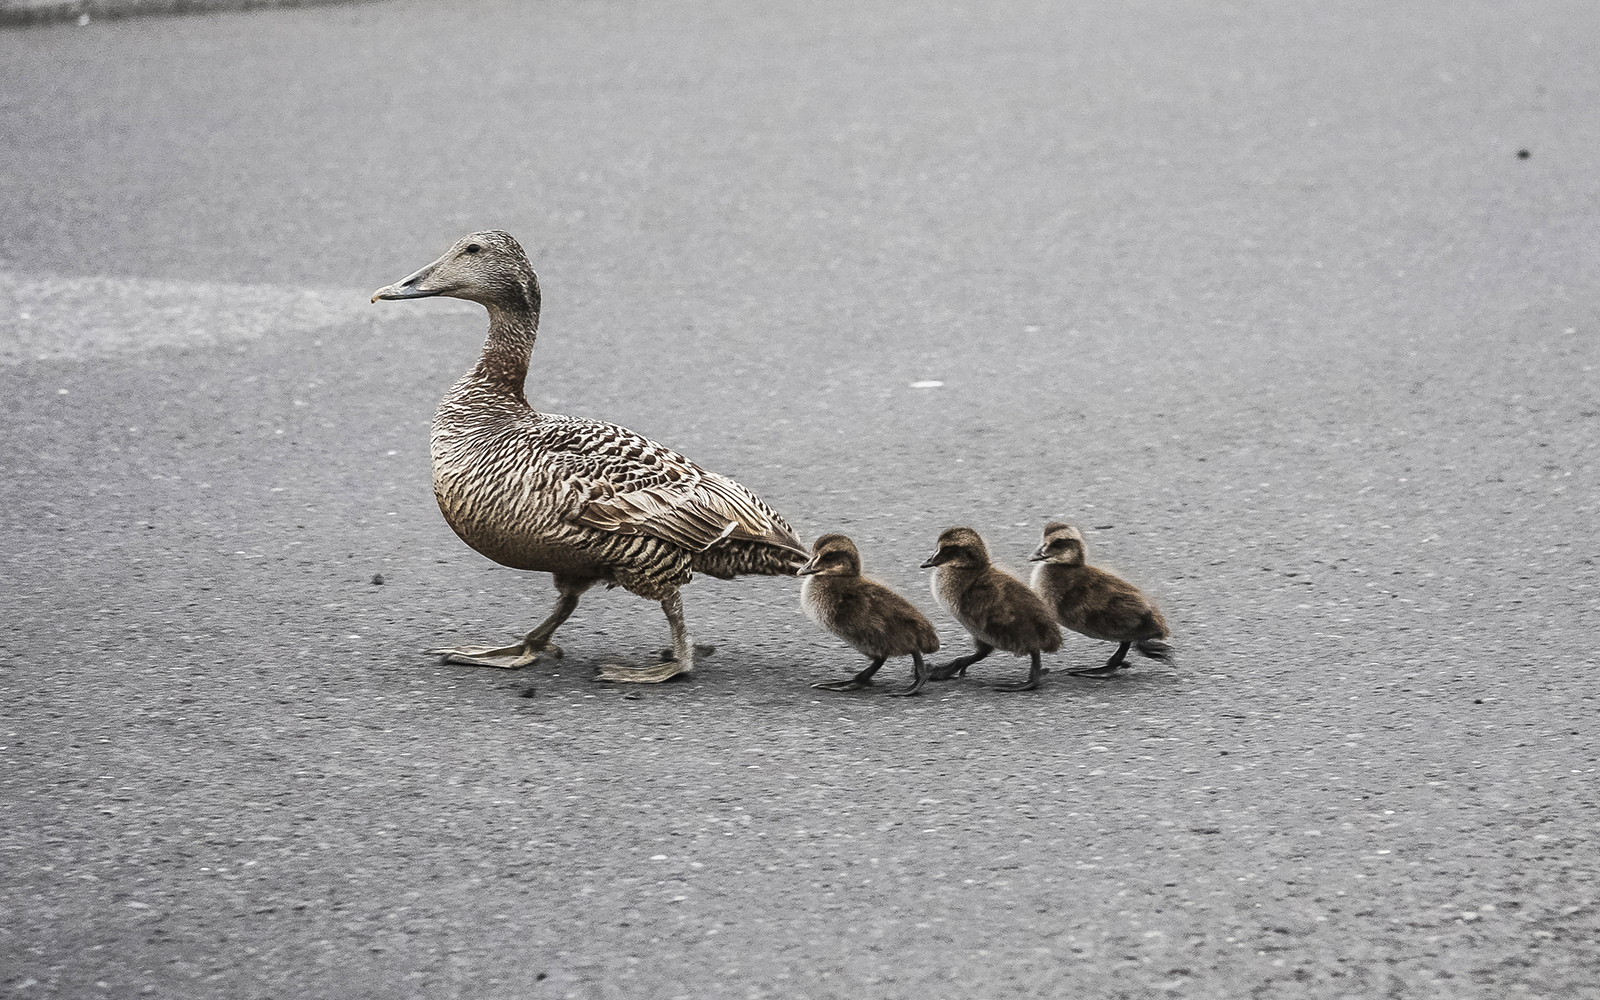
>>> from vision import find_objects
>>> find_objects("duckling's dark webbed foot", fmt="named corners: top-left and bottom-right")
top-left (1067, 664), bottom-right (1125, 679)
top-left (812, 656), bottom-right (886, 693)
top-left (994, 652), bottom-right (1047, 692)
top-left (929, 644), bottom-right (992, 682)
top-left (432, 638), bottom-right (563, 669)
top-left (886, 651), bottom-right (930, 697)
top-left (811, 677), bottom-right (875, 692)
top-left (994, 677), bottom-right (1042, 692)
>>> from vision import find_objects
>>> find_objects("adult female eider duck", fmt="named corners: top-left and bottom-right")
top-left (371, 230), bottom-right (807, 683)
top-left (1029, 522), bottom-right (1173, 677)
top-left (922, 526), bottom-right (1062, 692)
top-left (798, 533), bottom-right (940, 696)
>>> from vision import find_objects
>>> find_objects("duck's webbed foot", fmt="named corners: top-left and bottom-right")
top-left (595, 658), bottom-right (692, 683)
top-left (594, 590), bottom-right (696, 684)
top-left (1068, 642), bottom-right (1131, 679)
top-left (929, 642), bottom-right (994, 682)
top-left (811, 676), bottom-right (874, 692)
top-left (812, 656), bottom-right (886, 693)
top-left (888, 651), bottom-right (929, 698)
top-left (994, 651), bottom-right (1046, 692)
top-left (434, 576), bottom-right (591, 670)
top-left (1066, 664), bottom-right (1124, 679)
top-left (432, 637), bottom-right (562, 669)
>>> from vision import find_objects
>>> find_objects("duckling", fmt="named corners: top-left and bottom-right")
top-left (799, 534), bottom-right (940, 696)
top-left (1029, 522), bottom-right (1173, 677)
top-left (372, 231), bottom-right (807, 682)
top-left (921, 527), bottom-right (1062, 692)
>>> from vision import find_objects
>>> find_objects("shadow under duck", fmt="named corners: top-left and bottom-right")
top-left (372, 230), bottom-right (807, 682)
top-left (798, 533), bottom-right (940, 696)
top-left (922, 526), bottom-right (1062, 692)
top-left (1029, 522), bottom-right (1172, 677)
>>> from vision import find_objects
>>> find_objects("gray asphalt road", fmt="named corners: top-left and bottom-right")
top-left (3, 2), bottom-right (1597, 997)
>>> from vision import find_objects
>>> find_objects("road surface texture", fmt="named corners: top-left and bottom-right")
top-left (2, 2), bottom-right (1597, 997)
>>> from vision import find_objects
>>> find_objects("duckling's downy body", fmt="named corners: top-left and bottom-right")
top-left (373, 231), bottom-right (806, 682)
top-left (799, 534), bottom-right (939, 696)
top-left (1030, 522), bottom-right (1172, 677)
top-left (922, 527), bottom-right (1062, 692)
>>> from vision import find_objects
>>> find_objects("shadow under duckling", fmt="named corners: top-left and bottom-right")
top-left (922, 527), bottom-right (1063, 692)
top-left (1029, 522), bottom-right (1173, 678)
top-left (800, 534), bottom-right (940, 696)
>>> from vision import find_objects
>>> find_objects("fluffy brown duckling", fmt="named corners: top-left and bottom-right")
top-left (799, 534), bottom-right (940, 696)
top-left (1029, 522), bottom-right (1173, 677)
top-left (922, 526), bottom-right (1062, 692)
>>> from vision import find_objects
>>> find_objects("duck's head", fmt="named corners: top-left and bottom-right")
top-left (797, 533), bottom-right (863, 577)
top-left (1029, 522), bottom-right (1087, 565)
top-left (921, 527), bottom-right (990, 569)
top-left (371, 230), bottom-right (537, 309)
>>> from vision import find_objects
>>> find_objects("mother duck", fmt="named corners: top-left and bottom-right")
top-left (372, 230), bottom-right (806, 682)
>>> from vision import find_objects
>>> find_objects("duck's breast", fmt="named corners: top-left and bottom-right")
top-left (429, 406), bottom-right (602, 575)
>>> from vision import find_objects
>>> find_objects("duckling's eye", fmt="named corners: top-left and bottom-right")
top-left (463, 243), bottom-right (482, 255)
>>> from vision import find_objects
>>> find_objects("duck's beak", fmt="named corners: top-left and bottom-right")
top-left (371, 259), bottom-right (449, 303)
top-left (796, 559), bottom-right (820, 576)
top-left (919, 549), bottom-right (944, 569)
top-left (1027, 545), bottom-right (1047, 562)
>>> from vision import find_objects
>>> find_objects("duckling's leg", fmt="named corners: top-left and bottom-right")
top-left (1068, 641), bottom-right (1131, 678)
top-left (890, 651), bottom-right (929, 697)
top-left (433, 575), bottom-right (594, 668)
top-left (595, 590), bottom-right (695, 683)
top-left (929, 641), bottom-right (994, 681)
top-left (812, 656), bottom-right (887, 692)
top-left (995, 651), bottom-right (1046, 692)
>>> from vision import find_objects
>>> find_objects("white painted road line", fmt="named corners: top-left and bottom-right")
top-left (0, 271), bottom-right (474, 364)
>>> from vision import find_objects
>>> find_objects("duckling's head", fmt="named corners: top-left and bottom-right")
top-left (921, 526), bottom-right (990, 569)
top-left (371, 230), bottom-right (537, 310)
top-left (797, 533), bottom-right (863, 577)
top-left (1029, 522), bottom-right (1087, 566)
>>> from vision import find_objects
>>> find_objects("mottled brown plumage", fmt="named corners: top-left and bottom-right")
top-left (1029, 522), bottom-right (1173, 678)
top-left (799, 534), bottom-right (940, 696)
top-left (922, 527), bottom-right (1062, 692)
top-left (372, 230), bottom-right (806, 682)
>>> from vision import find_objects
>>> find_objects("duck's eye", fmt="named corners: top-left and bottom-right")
top-left (464, 243), bottom-right (482, 255)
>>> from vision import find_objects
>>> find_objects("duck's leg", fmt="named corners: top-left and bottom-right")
top-left (995, 650), bottom-right (1046, 692)
top-left (890, 650), bottom-right (928, 697)
top-left (812, 656), bottom-right (887, 692)
top-left (929, 641), bottom-right (994, 681)
top-left (433, 575), bottom-right (594, 668)
top-left (1068, 641), bottom-right (1131, 678)
top-left (595, 589), bottom-right (695, 683)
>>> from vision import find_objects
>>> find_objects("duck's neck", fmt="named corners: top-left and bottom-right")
top-left (471, 278), bottom-right (542, 404)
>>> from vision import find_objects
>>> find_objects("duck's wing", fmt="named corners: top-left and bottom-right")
top-left (536, 415), bottom-right (804, 555)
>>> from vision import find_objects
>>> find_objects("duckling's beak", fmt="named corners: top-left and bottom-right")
top-left (1027, 545), bottom-right (1047, 562)
top-left (796, 558), bottom-right (820, 576)
top-left (371, 259), bottom-right (449, 302)
top-left (919, 549), bottom-right (944, 569)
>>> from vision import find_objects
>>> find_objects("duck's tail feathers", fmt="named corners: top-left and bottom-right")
top-left (692, 538), bottom-right (809, 579)
top-left (1135, 639), bottom-right (1175, 665)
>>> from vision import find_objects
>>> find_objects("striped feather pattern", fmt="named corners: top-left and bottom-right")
top-left (430, 349), bottom-right (805, 596)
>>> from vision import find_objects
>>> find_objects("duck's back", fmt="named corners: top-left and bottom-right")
top-left (431, 377), bottom-right (802, 579)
